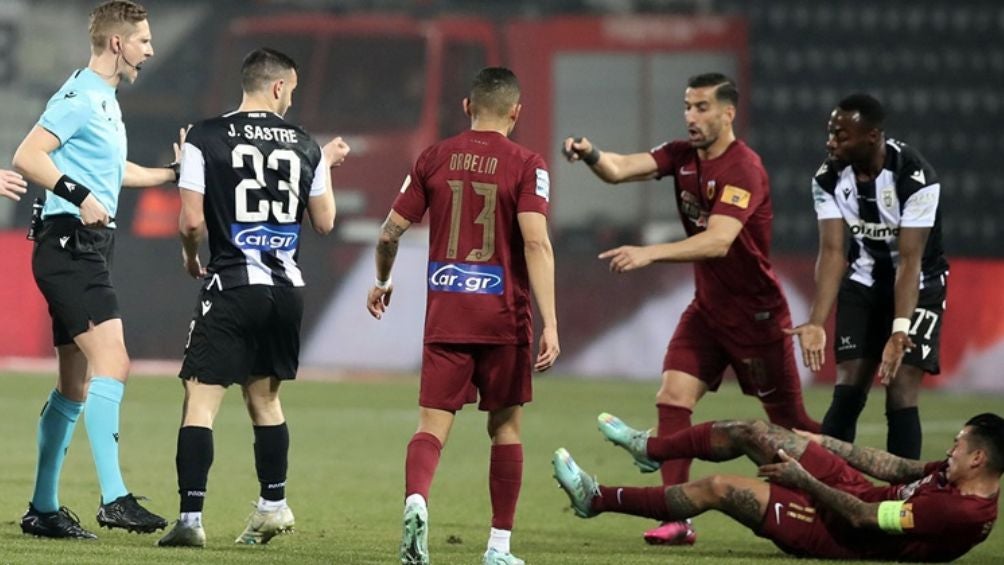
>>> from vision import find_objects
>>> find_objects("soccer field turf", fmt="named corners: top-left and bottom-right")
top-left (1, 373), bottom-right (1001, 564)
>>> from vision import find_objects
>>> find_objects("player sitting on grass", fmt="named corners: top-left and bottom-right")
top-left (554, 413), bottom-right (1001, 561)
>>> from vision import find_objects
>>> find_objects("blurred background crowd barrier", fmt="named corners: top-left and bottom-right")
top-left (1, 0), bottom-right (1001, 391)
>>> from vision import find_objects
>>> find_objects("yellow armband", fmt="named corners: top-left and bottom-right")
top-left (877, 500), bottom-right (907, 533)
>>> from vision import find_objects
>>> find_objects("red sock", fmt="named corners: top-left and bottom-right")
top-left (657, 404), bottom-right (693, 486)
top-left (405, 432), bottom-right (443, 500)
top-left (647, 421), bottom-right (716, 461)
top-left (489, 444), bottom-right (523, 530)
top-left (593, 486), bottom-right (671, 520)
top-left (763, 397), bottom-right (822, 433)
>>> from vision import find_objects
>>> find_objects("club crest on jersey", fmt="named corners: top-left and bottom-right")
top-left (231, 223), bottom-right (299, 252)
top-left (882, 186), bottom-right (895, 208)
top-left (706, 180), bottom-right (716, 200)
top-left (428, 262), bottom-right (504, 295)
top-left (679, 191), bottom-right (708, 229)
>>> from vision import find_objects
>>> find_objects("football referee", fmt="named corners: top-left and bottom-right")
top-left (12, 0), bottom-right (179, 539)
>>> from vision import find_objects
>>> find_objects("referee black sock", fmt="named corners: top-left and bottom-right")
top-left (253, 423), bottom-right (289, 501)
top-left (821, 385), bottom-right (868, 443)
top-left (886, 407), bottom-right (922, 459)
top-left (177, 426), bottom-right (214, 513)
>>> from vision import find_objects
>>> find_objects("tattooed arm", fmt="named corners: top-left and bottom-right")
top-left (819, 436), bottom-right (927, 483)
top-left (759, 450), bottom-right (882, 530)
top-left (367, 210), bottom-right (411, 319)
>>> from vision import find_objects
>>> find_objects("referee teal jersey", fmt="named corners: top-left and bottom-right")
top-left (38, 68), bottom-right (127, 221)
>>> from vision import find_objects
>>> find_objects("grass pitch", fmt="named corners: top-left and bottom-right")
top-left (0, 372), bottom-right (1001, 564)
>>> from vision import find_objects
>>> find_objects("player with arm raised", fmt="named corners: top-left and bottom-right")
top-left (156, 47), bottom-right (347, 548)
top-left (562, 72), bottom-right (819, 545)
top-left (788, 94), bottom-right (947, 459)
top-left (367, 67), bottom-right (558, 565)
top-left (555, 411), bottom-right (1000, 562)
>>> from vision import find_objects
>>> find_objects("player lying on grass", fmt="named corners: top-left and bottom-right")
top-left (554, 413), bottom-right (1001, 561)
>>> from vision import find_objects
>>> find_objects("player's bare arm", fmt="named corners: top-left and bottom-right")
top-left (306, 159), bottom-right (336, 235)
top-left (800, 431), bottom-right (927, 483)
top-left (758, 449), bottom-right (882, 530)
top-left (178, 189), bottom-right (206, 279)
top-left (13, 124), bottom-right (109, 226)
top-left (123, 127), bottom-right (188, 187)
top-left (367, 210), bottom-right (411, 320)
top-left (518, 211), bottom-right (560, 372)
top-left (599, 214), bottom-right (742, 273)
top-left (878, 226), bottom-right (930, 383)
top-left (787, 218), bottom-right (846, 371)
top-left (562, 136), bottom-right (658, 183)
top-left (0, 169), bottom-right (27, 201)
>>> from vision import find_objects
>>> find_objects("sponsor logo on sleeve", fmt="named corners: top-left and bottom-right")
top-left (231, 223), bottom-right (299, 252)
top-left (399, 174), bottom-right (411, 194)
top-left (720, 184), bottom-right (751, 209)
top-left (428, 262), bottom-right (504, 295)
top-left (535, 168), bottom-right (550, 201)
top-left (909, 169), bottom-right (926, 185)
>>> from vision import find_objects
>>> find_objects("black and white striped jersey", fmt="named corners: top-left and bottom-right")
top-left (178, 110), bottom-right (326, 290)
top-left (812, 138), bottom-right (947, 289)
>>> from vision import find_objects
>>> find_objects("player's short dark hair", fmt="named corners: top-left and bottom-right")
top-left (837, 93), bottom-right (885, 130)
top-left (241, 48), bottom-right (298, 94)
top-left (687, 72), bottom-right (738, 107)
top-left (469, 67), bottom-right (520, 118)
top-left (89, 1), bottom-right (147, 51)
top-left (966, 413), bottom-right (1004, 473)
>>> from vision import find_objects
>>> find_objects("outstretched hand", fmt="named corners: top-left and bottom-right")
top-left (0, 169), bottom-right (28, 202)
top-left (784, 323), bottom-right (826, 371)
top-left (173, 125), bottom-right (190, 164)
top-left (878, 332), bottom-right (914, 385)
top-left (598, 245), bottom-right (652, 273)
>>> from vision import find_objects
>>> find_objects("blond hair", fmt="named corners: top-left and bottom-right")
top-left (89, 1), bottom-right (148, 52)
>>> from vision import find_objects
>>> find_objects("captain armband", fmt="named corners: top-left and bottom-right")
top-left (877, 500), bottom-right (907, 534)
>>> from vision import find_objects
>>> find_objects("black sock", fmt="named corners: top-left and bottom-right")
top-left (254, 423), bottom-right (289, 501)
top-left (886, 407), bottom-right (921, 459)
top-left (821, 385), bottom-right (868, 442)
top-left (177, 426), bottom-right (214, 513)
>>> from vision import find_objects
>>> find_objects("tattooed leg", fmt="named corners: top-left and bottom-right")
top-left (709, 420), bottom-right (811, 465)
top-left (661, 475), bottom-right (769, 531)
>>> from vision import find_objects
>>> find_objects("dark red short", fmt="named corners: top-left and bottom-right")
top-left (419, 343), bottom-right (532, 412)
top-left (756, 442), bottom-right (872, 559)
top-left (663, 303), bottom-right (802, 404)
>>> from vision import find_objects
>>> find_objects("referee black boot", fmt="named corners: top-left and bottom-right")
top-left (96, 493), bottom-right (168, 533)
top-left (21, 503), bottom-right (97, 539)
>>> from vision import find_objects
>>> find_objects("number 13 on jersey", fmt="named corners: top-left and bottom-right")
top-left (445, 180), bottom-right (497, 262)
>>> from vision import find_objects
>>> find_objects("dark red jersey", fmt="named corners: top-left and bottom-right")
top-left (651, 140), bottom-right (788, 344)
top-left (393, 130), bottom-right (550, 345)
top-left (765, 446), bottom-right (998, 562)
top-left (847, 461), bottom-right (999, 562)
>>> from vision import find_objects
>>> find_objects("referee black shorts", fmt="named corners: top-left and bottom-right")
top-left (179, 284), bottom-right (304, 387)
top-left (31, 214), bottom-right (119, 347)
top-left (834, 275), bottom-right (947, 374)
